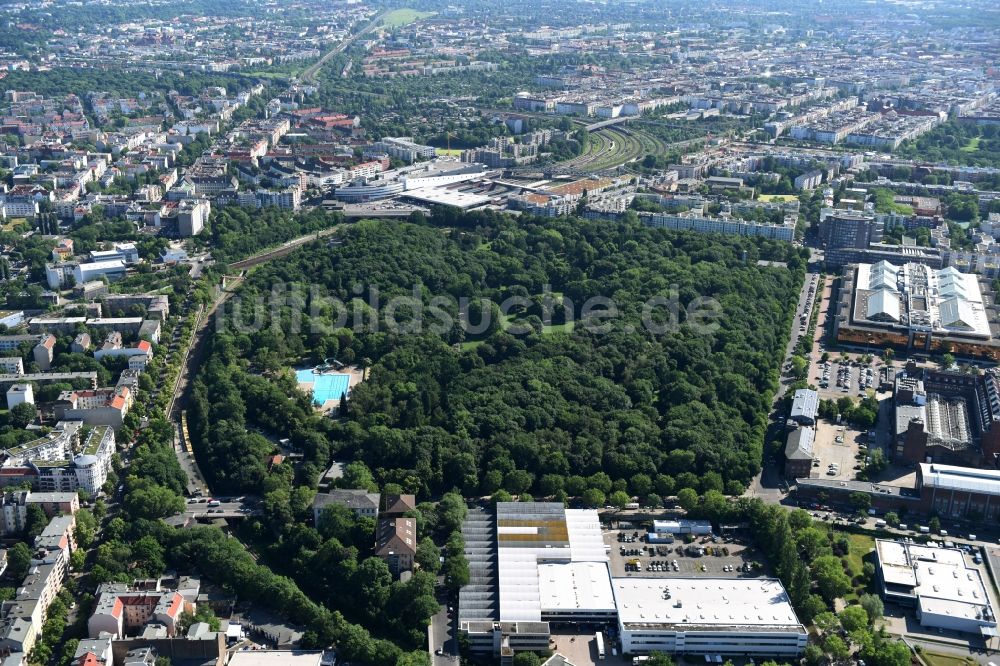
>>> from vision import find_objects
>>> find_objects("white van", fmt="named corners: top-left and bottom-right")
top-left (875, 519), bottom-right (887, 528)
top-left (919, 525), bottom-right (930, 534)
top-left (898, 524), bottom-right (908, 531)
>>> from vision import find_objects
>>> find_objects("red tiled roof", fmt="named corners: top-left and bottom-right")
top-left (166, 592), bottom-right (183, 618)
top-left (77, 652), bottom-right (100, 666)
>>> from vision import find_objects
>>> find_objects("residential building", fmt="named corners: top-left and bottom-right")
top-left (382, 494), bottom-right (416, 517)
top-left (88, 582), bottom-right (188, 639)
top-left (176, 199), bottom-right (210, 237)
top-left (54, 387), bottom-right (132, 430)
top-left (312, 489), bottom-right (380, 524)
top-left (32, 335), bottom-right (55, 371)
top-left (0, 358), bottom-right (23, 376)
top-left (784, 426), bottom-right (815, 478)
top-left (71, 333), bottom-right (92, 353)
top-left (376, 517), bottom-right (416, 577)
top-left (371, 137), bottom-right (436, 163)
top-left (820, 210), bottom-right (883, 267)
top-left (72, 427), bottom-right (116, 495)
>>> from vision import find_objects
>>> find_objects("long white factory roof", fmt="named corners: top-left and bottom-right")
top-left (612, 577), bottom-right (805, 632)
top-left (920, 463), bottom-right (1000, 497)
top-left (496, 502), bottom-right (611, 622)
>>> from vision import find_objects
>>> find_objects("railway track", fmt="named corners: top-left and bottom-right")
top-left (510, 125), bottom-right (696, 175)
top-left (299, 11), bottom-right (387, 83)
top-left (228, 227), bottom-right (339, 270)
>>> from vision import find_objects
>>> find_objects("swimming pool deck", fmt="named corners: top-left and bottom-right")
top-left (295, 368), bottom-right (354, 410)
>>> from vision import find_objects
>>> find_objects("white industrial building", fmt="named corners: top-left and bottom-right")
top-left (875, 539), bottom-right (997, 636)
top-left (496, 503), bottom-right (614, 623)
top-left (853, 262), bottom-right (991, 340)
top-left (460, 503), bottom-right (807, 659)
top-left (614, 578), bottom-right (808, 656)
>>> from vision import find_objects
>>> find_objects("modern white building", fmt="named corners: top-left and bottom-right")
top-left (614, 578), bottom-right (808, 656)
top-left (72, 426), bottom-right (116, 495)
top-left (6, 383), bottom-right (33, 409)
top-left (875, 539), bottom-right (997, 636)
top-left (460, 503), bottom-right (808, 659)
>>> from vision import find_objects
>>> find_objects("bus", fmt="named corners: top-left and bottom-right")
top-left (595, 632), bottom-right (606, 660)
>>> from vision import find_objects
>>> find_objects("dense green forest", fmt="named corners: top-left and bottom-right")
top-left (188, 211), bottom-right (806, 499)
top-left (0, 68), bottom-right (262, 100)
top-left (195, 206), bottom-right (345, 265)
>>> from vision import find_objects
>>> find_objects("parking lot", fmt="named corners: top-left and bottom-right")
top-left (809, 420), bottom-right (869, 481)
top-left (813, 357), bottom-right (880, 401)
top-left (603, 528), bottom-right (764, 579)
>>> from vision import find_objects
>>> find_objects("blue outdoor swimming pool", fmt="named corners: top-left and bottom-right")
top-left (295, 369), bottom-right (351, 405)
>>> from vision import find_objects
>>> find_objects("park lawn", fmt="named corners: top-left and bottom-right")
top-left (921, 652), bottom-right (977, 666)
top-left (436, 148), bottom-right (463, 156)
top-left (759, 194), bottom-right (798, 202)
top-left (460, 340), bottom-right (486, 351)
top-left (960, 137), bottom-right (981, 153)
top-left (382, 9), bottom-right (435, 27)
top-left (844, 532), bottom-right (875, 578)
top-left (543, 322), bottom-right (576, 335)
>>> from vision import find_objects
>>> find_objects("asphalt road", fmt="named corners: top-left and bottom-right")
top-left (745, 257), bottom-right (823, 500)
top-left (429, 603), bottom-right (458, 666)
top-left (182, 497), bottom-right (261, 519)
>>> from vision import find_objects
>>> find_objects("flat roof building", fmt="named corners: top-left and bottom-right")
top-left (495, 502), bottom-right (612, 623)
top-left (614, 577), bottom-right (807, 656)
top-left (875, 539), bottom-right (996, 636)
top-left (460, 503), bottom-right (807, 659)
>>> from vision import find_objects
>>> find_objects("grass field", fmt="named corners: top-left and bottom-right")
top-left (960, 137), bottom-right (981, 153)
top-left (844, 533), bottom-right (874, 577)
top-left (759, 194), bottom-right (799, 202)
top-left (920, 652), bottom-right (977, 666)
top-left (841, 532), bottom-right (875, 603)
top-left (381, 9), bottom-right (435, 27)
top-left (436, 148), bottom-right (463, 156)
top-left (542, 322), bottom-right (575, 335)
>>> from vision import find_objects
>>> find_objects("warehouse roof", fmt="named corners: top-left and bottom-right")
top-left (612, 578), bottom-right (805, 633)
top-left (790, 389), bottom-right (818, 421)
top-left (919, 463), bottom-right (1000, 497)
top-left (496, 502), bottom-right (609, 622)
